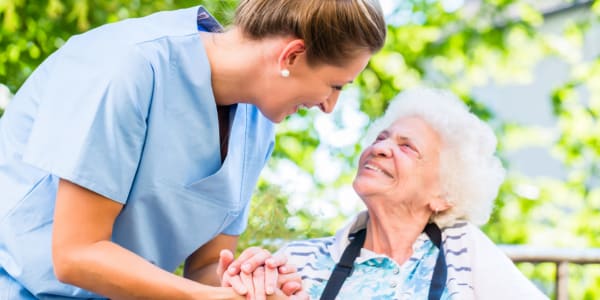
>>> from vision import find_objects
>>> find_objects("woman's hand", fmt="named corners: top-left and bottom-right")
top-left (217, 248), bottom-right (304, 299)
top-left (229, 265), bottom-right (308, 300)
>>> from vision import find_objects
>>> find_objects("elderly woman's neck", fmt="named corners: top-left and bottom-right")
top-left (363, 210), bottom-right (430, 265)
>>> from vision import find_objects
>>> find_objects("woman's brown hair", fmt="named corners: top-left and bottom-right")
top-left (234, 0), bottom-right (386, 66)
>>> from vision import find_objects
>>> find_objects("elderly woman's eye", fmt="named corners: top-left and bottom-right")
top-left (400, 143), bottom-right (415, 151)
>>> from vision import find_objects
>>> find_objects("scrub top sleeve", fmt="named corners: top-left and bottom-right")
top-left (222, 140), bottom-right (275, 236)
top-left (22, 47), bottom-right (153, 204)
top-left (221, 199), bottom-right (252, 236)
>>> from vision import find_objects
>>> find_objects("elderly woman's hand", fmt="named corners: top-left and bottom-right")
top-left (217, 248), bottom-right (303, 299)
top-left (239, 265), bottom-right (307, 300)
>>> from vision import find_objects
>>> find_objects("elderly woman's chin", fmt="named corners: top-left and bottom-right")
top-left (351, 176), bottom-right (386, 203)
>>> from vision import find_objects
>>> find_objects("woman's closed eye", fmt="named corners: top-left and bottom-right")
top-left (398, 142), bottom-right (421, 156)
top-left (399, 143), bottom-right (415, 151)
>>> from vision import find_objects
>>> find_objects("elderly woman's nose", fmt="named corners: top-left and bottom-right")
top-left (372, 139), bottom-right (393, 156)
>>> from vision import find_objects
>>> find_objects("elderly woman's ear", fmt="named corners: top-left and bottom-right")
top-left (428, 197), bottom-right (451, 215)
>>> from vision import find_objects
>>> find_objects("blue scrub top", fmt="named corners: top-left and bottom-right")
top-left (0, 6), bottom-right (275, 298)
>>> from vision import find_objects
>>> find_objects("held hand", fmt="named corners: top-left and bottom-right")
top-left (218, 248), bottom-right (282, 297)
top-left (244, 251), bottom-right (299, 296)
top-left (276, 264), bottom-right (303, 296)
top-left (225, 247), bottom-right (283, 296)
top-left (219, 247), bottom-right (303, 299)
top-left (265, 288), bottom-right (309, 300)
top-left (226, 247), bottom-right (274, 275)
top-left (218, 249), bottom-right (248, 295)
top-left (221, 264), bottom-right (267, 300)
top-left (246, 266), bottom-right (308, 300)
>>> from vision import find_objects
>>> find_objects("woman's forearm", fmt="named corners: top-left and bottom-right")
top-left (53, 240), bottom-right (241, 300)
top-left (185, 262), bottom-right (221, 286)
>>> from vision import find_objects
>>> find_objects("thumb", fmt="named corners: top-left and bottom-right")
top-left (290, 290), bottom-right (309, 300)
top-left (217, 249), bottom-right (235, 281)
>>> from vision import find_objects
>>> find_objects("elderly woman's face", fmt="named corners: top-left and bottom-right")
top-left (353, 116), bottom-right (442, 205)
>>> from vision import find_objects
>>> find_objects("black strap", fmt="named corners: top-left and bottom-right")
top-left (424, 223), bottom-right (447, 300)
top-left (320, 228), bottom-right (366, 300)
top-left (320, 224), bottom-right (446, 300)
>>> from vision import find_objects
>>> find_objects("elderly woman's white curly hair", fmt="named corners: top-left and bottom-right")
top-left (361, 87), bottom-right (506, 226)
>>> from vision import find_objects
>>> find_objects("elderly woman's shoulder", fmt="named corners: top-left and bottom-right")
top-left (440, 221), bottom-right (549, 299)
top-left (279, 236), bottom-right (335, 256)
top-left (440, 221), bottom-right (512, 259)
top-left (440, 221), bottom-right (491, 241)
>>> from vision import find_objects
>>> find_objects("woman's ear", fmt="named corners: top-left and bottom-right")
top-left (429, 196), bottom-right (452, 214)
top-left (278, 39), bottom-right (306, 71)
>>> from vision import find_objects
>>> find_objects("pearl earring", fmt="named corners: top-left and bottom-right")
top-left (280, 69), bottom-right (290, 78)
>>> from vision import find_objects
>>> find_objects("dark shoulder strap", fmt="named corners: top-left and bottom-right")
top-left (320, 224), bottom-right (446, 300)
top-left (424, 223), bottom-right (447, 300)
top-left (196, 6), bottom-right (223, 32)
top-left (320, 228), bottom-right (366, 300)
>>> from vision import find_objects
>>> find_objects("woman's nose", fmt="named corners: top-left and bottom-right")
top-left (371, 139), bottom-right (393, 157)
top-left (320, 90), bottom-right (341, 113)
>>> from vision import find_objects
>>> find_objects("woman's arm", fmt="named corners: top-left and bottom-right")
top-left (52, 179), bottom-right (243, 300)
top-left (183, 234), bottom-right (239, 286)
top-left (185, 235), bottom-right (291, 298)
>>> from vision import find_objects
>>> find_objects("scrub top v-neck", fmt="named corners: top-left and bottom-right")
top-left (0, 6), bottom-right (275, 298)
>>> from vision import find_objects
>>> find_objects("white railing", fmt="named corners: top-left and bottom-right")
top-left (500, 245), bottom-right (600, 300)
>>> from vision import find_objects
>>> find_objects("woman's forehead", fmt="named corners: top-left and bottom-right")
top-left (388, 116), bottom-right (432, 134)
top-left (387, 116), bottom-right (441, 146)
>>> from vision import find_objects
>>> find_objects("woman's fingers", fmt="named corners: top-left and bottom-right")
top-left (264, 254), bottom-right (286, 295)
top-left (265, 254), bottom-right (287, 269)
top-left (290, 289), bottom-right (309, 300)
top-left (240, 268), bottom-right (255, 299)
top-left (278, 263), bottom-right (297, 275)
top-left (241, 249), bottom-right (272, 274)
top-left (219, 249), bottom-right (249, 295)
top-left (223, 248), bottom-right (301, 298)
top-left (226, 274), bottom-right (248, 295)
top-left (217, 249), bottom-right (235, 280)
top-left (278, 269), bottom-right (303, 296)
top-left (228, 247), bottom-right (273, 275)
top-left (264, 263), bottom-right (277, 295)
top-left (252, 266), bottom-right (266, 300)
top-left (281, 281), bottom-right (302, 296)
top-left (227, 247), bottom-right (263, 275)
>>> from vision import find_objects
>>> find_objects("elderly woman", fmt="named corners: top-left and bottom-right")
top-left (278, 88), bottom-right (548, 299)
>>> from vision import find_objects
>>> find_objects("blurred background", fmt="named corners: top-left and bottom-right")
top-left (1, 0), bottom-right (599, 298)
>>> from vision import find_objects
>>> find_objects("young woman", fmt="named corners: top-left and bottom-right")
top-left (0, 1), bottom-right (386, 299)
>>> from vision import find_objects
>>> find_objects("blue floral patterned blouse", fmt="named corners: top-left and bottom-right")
top-left (279, 215), bottom-right (451, 300)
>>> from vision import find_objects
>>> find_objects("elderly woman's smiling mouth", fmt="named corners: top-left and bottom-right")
top-left (363, 161), bottom-right (394, 178)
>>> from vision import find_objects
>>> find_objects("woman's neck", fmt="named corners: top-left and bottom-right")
top-left (363, 208), bottom-right (431, 265)
top-left (199, 28), bottom-right (286, 106)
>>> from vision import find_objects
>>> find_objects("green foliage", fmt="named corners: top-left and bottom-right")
top-left (2, 1), bottom-right (600, 298)
top-left (0, 0), bottom-right (237, 92)
top-left (238, 180), bottom-right (332, 254)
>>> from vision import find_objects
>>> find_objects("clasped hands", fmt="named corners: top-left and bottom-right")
top-left (217, 247), bottom-right (307, 300)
